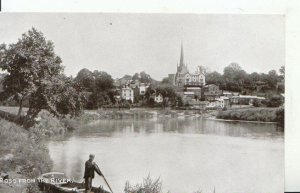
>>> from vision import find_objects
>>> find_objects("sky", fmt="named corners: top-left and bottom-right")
top-left (0, 13), bottom-right (284, 80)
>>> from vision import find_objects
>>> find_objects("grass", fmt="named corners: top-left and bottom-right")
top-left (0, 118), bottom-right (53, 193)
top-left (124, 175), bottom-right (215, 193)
top-left (216, 107), bottom-right (284, 123)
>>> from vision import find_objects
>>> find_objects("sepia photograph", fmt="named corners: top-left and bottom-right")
top-left (0, 13), bottom-right (284, 193)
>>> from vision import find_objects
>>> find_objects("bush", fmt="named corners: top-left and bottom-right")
top-left (30, 111), bottom-right (67, 137)
top-left (0, 119), bottom-right (52, 193)
top-left (267, 96), bottom-right (283, 107)
top-left (217, 107), bottom-right (280, 122)
top-left (252, 99), bottom-right (261, 107)
top-left (124, 175), bottom-right (162, 193)
top-left (275, 107), bottom-right (284, 126)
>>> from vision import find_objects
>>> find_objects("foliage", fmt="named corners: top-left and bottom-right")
top-left (0, 119), bottom-right (52, 192)
top-left (205, 71), bottom-right (223, 86)
top-left (75, 68), bottom-right (114, 109)
top-left (0, 28), bottom-right (84, 127)
top-left (252, 99), bottom-right (262, 107)
top-left (124, 174), bottom-right (162, 193)
top-left (161, 77), bottom-right (171, 85)
top-left (132, 71), bottom-right (153, 83)
top-left (217, 107), bottom-right (283, 124)
top-left (275, 107), bottom-right (284, 126)
top-left (266, 96), bottom-right (283, 107)
top-left (205, 63), bottom-right (283, 93)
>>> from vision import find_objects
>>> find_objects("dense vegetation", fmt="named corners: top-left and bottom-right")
top-left (0, 28), bottom-right (85, 128)
top-left (0, 118), bottom-right (53, 193)
top-left (217, 107), bottom-right (284, 126)
top-left (205, 63), bottom-right (284, 94)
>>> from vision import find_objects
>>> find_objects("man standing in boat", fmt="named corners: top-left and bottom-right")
top-left (84, 154), bottom-right (103, 193)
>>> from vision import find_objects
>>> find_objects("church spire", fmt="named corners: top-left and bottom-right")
top-left (180, 43), bottom-right (184, 67)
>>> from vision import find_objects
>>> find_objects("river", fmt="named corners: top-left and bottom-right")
top-left (48, 114), bottom-right (284, 193)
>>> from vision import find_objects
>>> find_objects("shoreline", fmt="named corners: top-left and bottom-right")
top-left (206, 117), bottom-right (279, 124)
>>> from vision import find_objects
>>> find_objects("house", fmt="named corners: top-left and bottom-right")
top-left (186, 87), bottom-right (201, 98)
top-left (154, 93), bottom-right (163, 103)
top-left (121, 87), bottom-right (134, 102)
top-left (182, 91), bottom-right (195, 104)
top-left (169, 44), bottom-right (206, 88)
top-left (206, 96), bottom-right (229, 109)
top-left (222, 91), bottom-right (233, 98)
top-left (217, 96), bottom-right (230, 108)
top-left (230, 95), bottom-right (266, 105)
top-left (139, 83), bottom-right (149, 95)
top-left (203, 84), bottom-right (220, 101)
top-left (189, 100), bottom-right (209, 109)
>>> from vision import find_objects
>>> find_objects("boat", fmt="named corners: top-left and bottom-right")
top-left (38, 172), bottom-right (111, 193)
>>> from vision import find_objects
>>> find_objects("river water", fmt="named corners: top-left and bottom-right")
top-left (48, 115), bottom-right (284, 193)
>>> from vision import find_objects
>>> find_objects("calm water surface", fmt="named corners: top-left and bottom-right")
top-left (48, 115), bottom-right (284, 193)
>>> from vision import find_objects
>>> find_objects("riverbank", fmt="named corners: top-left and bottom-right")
top-left (0, 106), bottom-right (283, 193)
top-left (0, 118), bottom-right (53, 193)
top-left (216, 107), bottom-right (284, 126)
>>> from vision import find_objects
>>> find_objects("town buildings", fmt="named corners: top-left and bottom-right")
top-left (121, 86), bottom-right (134, 102)
top-left (169, 44), bottom-right (206, 88)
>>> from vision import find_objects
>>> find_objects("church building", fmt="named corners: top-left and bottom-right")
top-left (168, 44), bottom-right (206, 88)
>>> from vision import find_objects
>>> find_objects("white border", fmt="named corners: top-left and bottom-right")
top-left (2, 0), bottom-right (300, 191)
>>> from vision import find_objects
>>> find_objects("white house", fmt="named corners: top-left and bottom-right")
top-left (139, 83), bottom-right (148, 95)
top-left (155, 93), bottom-right (164, 103)
top-left (121, 87), bottom-right (134, 102)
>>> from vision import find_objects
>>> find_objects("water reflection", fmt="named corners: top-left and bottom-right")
top-left (76, 118), bottom-right (283, 140)
top-left (49, 117), bottom-right (283, 193)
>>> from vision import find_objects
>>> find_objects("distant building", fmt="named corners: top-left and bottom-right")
top-left (230, 95), bottom-right (266, 105)
top-left (121, 87), bottom-right (134, 102)
top-left (129, 79), bottom-right (140, 89)
top-left (203, 84), bottom-right (220, 101)
top-left (169, 44), bottom-right (206, 88)
top-left (186, 87), bottom-right (201, 98)
top-left (222, 91), bottom-right (233, 98)
top-left (154, 93), bottom-right (164, 103)
top-left (139, 83), bottom-right (149, 95)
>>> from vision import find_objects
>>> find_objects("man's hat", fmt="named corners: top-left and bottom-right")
top-left (89, 154), bottom-right (95, 158)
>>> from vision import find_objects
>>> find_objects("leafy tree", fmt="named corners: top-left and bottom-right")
top-left (0, 28), bottom-right (84, 127)
top-left (75, 68), bottom-right (114, 109)
top-left (93, 70), bottom-right (114, 91)
top-left (206, 71), bottom-right (223, 85)
top-left (267, 70), bottom-right (279, 89)
top-left (267, 96), bottom-right (283, 107)
top-left (161, 77), bottom-right (171, 85)
top-left (279, 66), bottom-right (285, 78)
top-left (74, 68), bottom-right (95, 92)
top-left (132, 73), bottom-right (140, 81)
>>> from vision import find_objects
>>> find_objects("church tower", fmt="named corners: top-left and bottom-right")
top-left (177, 43), bottom-right (188, 74)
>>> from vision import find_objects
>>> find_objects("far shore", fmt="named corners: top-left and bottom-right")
top-left (0, 105), bottom-right (283, 126)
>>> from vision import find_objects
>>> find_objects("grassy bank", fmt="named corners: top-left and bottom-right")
top-left (0, 119), bottom-right (53, 193)
top-left (216, 107), bottom-right (284, 125)
top-left (0, 107), bottom-right (75, 193)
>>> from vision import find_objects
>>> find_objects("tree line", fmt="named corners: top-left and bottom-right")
top-left (205, 62), bottom-right (284, 93)
top-left (0, 28), bottom-right (285, 128)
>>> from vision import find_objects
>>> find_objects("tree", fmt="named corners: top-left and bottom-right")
top-left (161, 77), bottom-right (171, 85)
top-left (267, 96), bottom-right (283, 107)
top-left (0, 28), bottom-right (84, 127)
top-left (267, 70), bottom-right (279, 89)
top-left (74, 68), bottom-right (95, 92)
top-left (205, 71), bottom-right (223, 85)
top-left (74, 69), bottom-right (114, 109)
top-left (279, 66), bottom-right (285, 77)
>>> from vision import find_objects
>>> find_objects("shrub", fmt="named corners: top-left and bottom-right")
top-left (252, 99), bottom-right (261, 107)
top-left (275, 107), bottom-right (284, 126)
top-left (124, 175), bottom-right (162, 193)
top-left (30, 111), bottom-right (67, 137)
top-left (267, 96), bottom-right (283, 107)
